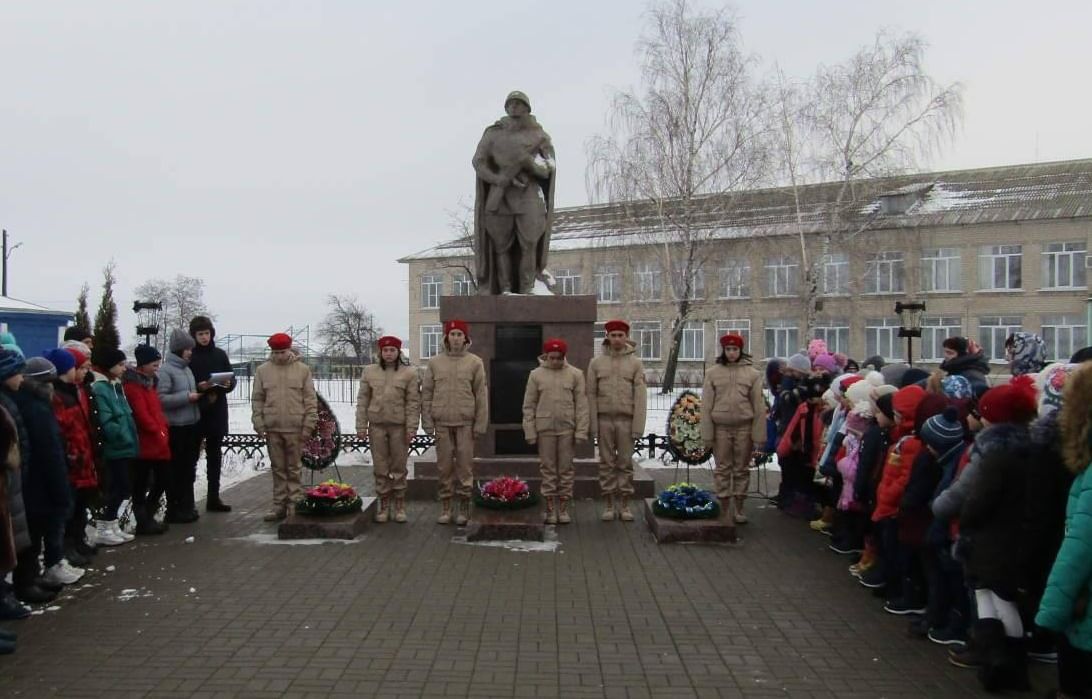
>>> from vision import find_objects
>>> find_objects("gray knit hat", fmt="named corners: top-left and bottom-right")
top-left (169, 328), bottom-right (196, 354)
top-left (786, 352), bottom-right (811, 374)
top-left (920, 407), bottom-right (964, 454)
top-left (23, 356), bottom-right (58, 382)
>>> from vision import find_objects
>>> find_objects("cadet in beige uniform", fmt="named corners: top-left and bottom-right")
top-left (700, 333), bottom-right (767, 523)
top-left (586, 320), bottom-right (646, 522)
top-left (522, 338), bottom-right (589, 525)
top-left (421, 320), bottom-right (488, 526)
top-left (356, 336), bottom-right (420, 524)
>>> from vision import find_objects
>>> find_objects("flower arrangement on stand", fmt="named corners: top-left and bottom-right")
top-left (652, 482), bottom-right (720, 520)
top-left (294, 480), bottom-right (362, 516)
top-left (302, 394), bottom-right (341, 470)
top-left (473, 476), bottom-right (540, 510)
top-left (666, 391), bottom-right (712, 465)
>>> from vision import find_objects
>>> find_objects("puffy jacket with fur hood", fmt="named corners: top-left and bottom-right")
top-left (700, 357), bottom-right (766, 446)
top-left (586, 341), bottom-right (646, 438)
top-left (355, 362), bottom-right (421, 433)
top-left (421, 348), bottom-right (488, 434)
top-left (522, 356), bottom-right (589, 441)
top-left (871, 385), bottom-right (925, 522)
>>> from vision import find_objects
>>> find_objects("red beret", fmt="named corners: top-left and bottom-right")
top-left (65, 347), bottom-right (89, 368)
top-left (443, 319), bottom-right (470, 340)
top-left (543, 338), bottom-right (568, 355)
top-left (267, 333), bottom-right (293, 351)
top-left (377, 336), bottom-right (402, 350)
top-left (719, 333), bottom-right (745, 349)
top-left (604, 320), bottom-right (629, 334)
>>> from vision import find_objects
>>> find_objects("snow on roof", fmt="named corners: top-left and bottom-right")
top-left (400, 158), bottom-right (1092, 262)
top-left (0, 295), bottom-right (72, 316)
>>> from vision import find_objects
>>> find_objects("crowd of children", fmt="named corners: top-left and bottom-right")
top-left (767, 335), bottom-right (1092, 696)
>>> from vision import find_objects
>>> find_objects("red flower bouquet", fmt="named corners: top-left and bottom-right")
top-left (473, 476), bottom-right (540, 510)
top-left (294, 479), bottom-right (362, 516)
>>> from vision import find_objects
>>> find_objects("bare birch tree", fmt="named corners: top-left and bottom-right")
top-left (586, 0), bottom-right (768, 392)
top-left (133, 274), bottom-right (214, 354)
top-left (317, 294), bottom-right (382, 364)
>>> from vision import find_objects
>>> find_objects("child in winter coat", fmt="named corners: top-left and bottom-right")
top-left (13, 358), bottom-right (79, 588)
top-left (46, 348), bottom-right (98, 565)
top-left (421, 320), bottom-right (487, 526)
top-left (157, 329), bottom-right (201, 523)
top-left (775, 372), bottom-right (831, 519)
top-left (356, 336), bottom-right (420, 524)
top-left (123, 345), bottom-right (171, 536)
top-left (89, 347), bottom-right (138, 546)
top-left (252, 333), bottom-right (318, 521)
top-left (523, 338), bottom-right (589, 525)
top-left (700, 334), bottom-right (766, 524)
top-left (1037, 362), bottom-right (1092, 698)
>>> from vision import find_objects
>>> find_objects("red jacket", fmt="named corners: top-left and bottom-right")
top-left (122, 369), bottom-right (171, 461)
top-left (51, 380), bottom-right (98, 489)
top-left (776, 401), bottom-right (826, 468)
top-left (871, 385), bottom-right (926, 522)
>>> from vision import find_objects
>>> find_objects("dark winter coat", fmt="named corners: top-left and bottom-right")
top-left (122, 369), bottom-right (171, 462)
top-left (0, 400), bottom-right (28, 561)
top-left (853, 422), bottom-right (890, 510)
top-left (51, 380), bottom-right (98, 489)
top-left (939, 352), bottom-right (991, 392)
top-left (188, 340), bottom-right (235, 436)
top-left (12, 381), bottom-right (73, 518)
top-left (959, 422), bottom-right (1033, 597)
top-left (1023, 413), bottom-right (1075, 597)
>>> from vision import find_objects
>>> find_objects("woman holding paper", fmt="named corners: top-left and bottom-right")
top-left (188, 316), bottom-right (236, 512)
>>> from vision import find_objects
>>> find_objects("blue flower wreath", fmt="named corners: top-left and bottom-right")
top-left (651, 482), bottom-right (721, 520)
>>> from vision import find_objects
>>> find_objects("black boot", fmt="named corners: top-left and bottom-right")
top-left (206, 495), bottom-right (232, 513)
top-left (14, 584), bottom-right (56, 605)
top-left (1000, 636), bottom-right (1030, 692)
top-left (134, 504), bottom-right (167, 536)
top-left (974, 618), bottom-right (1009, 692)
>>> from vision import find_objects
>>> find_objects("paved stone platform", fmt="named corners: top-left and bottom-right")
top-left (0, 464), bottom-right (1053, 697)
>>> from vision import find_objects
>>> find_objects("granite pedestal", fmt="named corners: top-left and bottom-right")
top-left (643, 498), bottom-right (738, 544)
top-left (465, 501), bottom-right (546, 542)
top-left (277, 496), bottom-right (378, 540)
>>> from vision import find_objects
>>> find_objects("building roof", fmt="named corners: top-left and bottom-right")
top-left (400, 158), bottom-right (1092, 262)
top-left (0, 295), bottom-right (72, 317)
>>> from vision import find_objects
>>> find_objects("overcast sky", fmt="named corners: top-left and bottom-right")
top-left (2, 0), bottom-right (1089, 349)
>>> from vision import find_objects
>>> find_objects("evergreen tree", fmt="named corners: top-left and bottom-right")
top-left (92, 262), bottom-right (120, 350)
top-left (74, 282), bottom-right (92, 331)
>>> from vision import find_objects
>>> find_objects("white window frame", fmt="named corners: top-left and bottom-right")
top-left (1042, 242), bottom-right (1087, 290)
top-left (718, 261), bottom-right (750, 299)
top-left (672, 268), bottom-right (705, 301)
top-left (921, 247), bottom-right (962, 293)
top-left (865, 318), bottom-right (904, 362)
top-left (821, 253), bottom-right (850, 296)
top-left (1041, 314), bottom-right (1088, 361)
top-left (765, 256), bottom-right (799, 297)
top-left (555, 268), bottom-right (581, 296)
top-left (451, 271), bottom-right (476, 297)
top-left (419, 324), bottom-right (442, 359)
top-left (678, 321), bottom-right (705, 362)
top-left (592, 321), bottom-right (606, 357)
top-left (595, 267), bottom-right (622, 304)
top-left (978, 245), bottom-right (1023, 291)
top-left (978, 315), bottom-right (1023, 363)
top-left (421, 273), bottom-right (442, 309)
top-left (863, 251), bottom-right (905, 295)
top-left (920, 316), bottom-right (963, 362)
top-left (715, 319), bottom-right (751, 351)
top-left (764, 319), bottom-right (799, 359)
top-left (634, 262), bottom-right (663, 302)
top-left (813, 319), bottom-right (850, 356)
top-left (631, 321), bottom-right (661, 361)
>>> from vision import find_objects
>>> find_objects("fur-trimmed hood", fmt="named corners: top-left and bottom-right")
top-left (1061, 363), bottom-right (1092, 473)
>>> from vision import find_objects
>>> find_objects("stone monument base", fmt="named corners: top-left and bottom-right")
top-left (277, 497), bottom-right (378, 540)
top-left (643, 498), bottom-right (738, 544)
top-left (465, 501), bottom-right (546, 542)
top-left (407, 457), bottom-right (656, 500)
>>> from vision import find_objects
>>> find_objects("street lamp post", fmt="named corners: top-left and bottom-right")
top-left (133, 301), bottom-right (164, 347)
top-left (895, 301), bottom-right (926, 367)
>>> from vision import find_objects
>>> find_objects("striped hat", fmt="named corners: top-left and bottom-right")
top-left (920, 407), bottom-right (964, 454)
top-left (0, 348), bottom-right (25, 381)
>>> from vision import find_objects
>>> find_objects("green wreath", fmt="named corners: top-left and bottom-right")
top-left (472, 490), bottom-right (541, 511)
top-left (294, 495), bottom-right (363, 517)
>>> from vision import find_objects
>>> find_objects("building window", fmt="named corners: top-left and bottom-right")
top-left (678, 321), bottom-right (705, 361)
top-left (813, 318), bottom-right (850, 356)
top-left (420, 273), bottom-right (442, 309)
top-left (715, 319), bottom-right (751, 350)
top-left (863, 251), bottom-right (905, 294)
top-left (1041, 314), bottom-right (1088, 361)
top-left (632, 321), bottom-right (661, 360)
top-left (979, 315), bottom-right (1023, 362)
top-left (595, 267), bottom-right (622, 303)
top-left (979, 245), bottom-right (1023, 290)
top-left (718, 261), bottom-right (750, 298)
top-left (452, 271), bottom-right (476, 297)
top-left (593, 321), bottom-right (606, 357)
top-left (555, 268), bottom-right (581, 296)
top-left (419, 324), bottom-right (442, 359)
top-left (634, 262), bottom-right (662, 302)
top-left (672, 267), bottom-right (705, 300)
top-left (764, 319), bottom-right (799, 359)
top-left (821, 253), bottom-right (850, 296)
top-left (765, 256), bottom-right (799, 297)
top-left (921, 316), bottom-right (963, 362)
top-left (1042, 242), bottom-right (1087, 289)
top-left (865, 318), bottom-right (903, 362)
top-left (921, 248), bottom-right (961, 292)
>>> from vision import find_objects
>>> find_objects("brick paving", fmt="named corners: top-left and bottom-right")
top-left (0, 463), bottom-right (1053, 698)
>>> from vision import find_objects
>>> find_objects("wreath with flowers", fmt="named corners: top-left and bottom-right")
top-left (294, 480), bottom-right (362, 516)
top-left (301, 394), bottom-right (341, 470)
top-left (652, 482), bottom-right (721, 520)
top-left (666, 390), bottom-right (712, 465)
top-left (472, 476), bottom-right (540, 510)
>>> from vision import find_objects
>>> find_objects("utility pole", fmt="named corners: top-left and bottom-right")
top-left (2, 230), bottom-right (23, 297)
